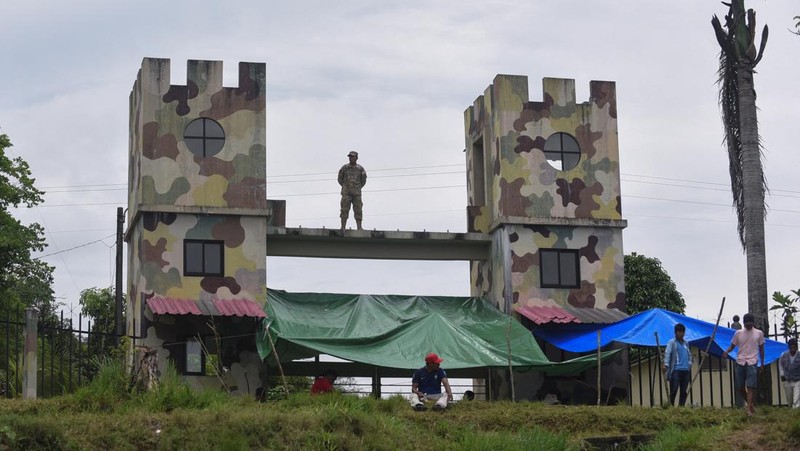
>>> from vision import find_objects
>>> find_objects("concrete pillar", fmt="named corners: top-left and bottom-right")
top-left (22, 307), bottom-right (38, 399)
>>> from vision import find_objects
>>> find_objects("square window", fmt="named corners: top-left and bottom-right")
top-left (184, 240), bottom-right (224, 277)
top-left (540, 249), bottom-right (580, 289)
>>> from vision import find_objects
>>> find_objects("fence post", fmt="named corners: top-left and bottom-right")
top-left (22, 307), bottom-right (39, 400)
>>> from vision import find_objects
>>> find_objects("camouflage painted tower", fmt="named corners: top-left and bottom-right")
top-left (465, 75), bottom-right (627, 319)
top-left (126, 59), bottom-right (268, 391)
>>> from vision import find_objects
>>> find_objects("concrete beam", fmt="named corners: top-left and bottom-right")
top-left (266, 227), bottom-right (491, 261)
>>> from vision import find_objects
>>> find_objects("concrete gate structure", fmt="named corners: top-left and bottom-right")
top-left (125, 58), bottom-right (628, 402)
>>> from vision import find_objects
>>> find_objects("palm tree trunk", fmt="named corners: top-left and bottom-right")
top-left (737, 61), bottom-right (771, 403)
top-left (736, 62), bottom-right (767, 329)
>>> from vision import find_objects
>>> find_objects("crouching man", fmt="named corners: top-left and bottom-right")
top-left (410, 353), bottom-right (453, 411)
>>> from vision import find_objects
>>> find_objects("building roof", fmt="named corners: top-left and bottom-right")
top-left (146, 297), bottom-right (267, 318)
top-left (515, 305), bottom-right (628, 325)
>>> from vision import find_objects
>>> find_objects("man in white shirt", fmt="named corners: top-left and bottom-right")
top-left (779, 338), bottom-right (800, 408)
top-left (722, 313), bottom-right (765, 416)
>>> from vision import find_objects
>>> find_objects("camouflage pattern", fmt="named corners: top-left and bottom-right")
top-left (338, 162), bottom-right (366, 221)
top-left (338, 163), bottom-right (367, 195)
top-left (127, 59), bottom-right (269, 393)
top-left (464, 75), bottom-right (626, 314)
top-left (340, 194), bottom-right (363, 221)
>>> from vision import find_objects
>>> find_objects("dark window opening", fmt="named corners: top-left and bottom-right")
top-left (543, 132), bottom-right (581, 171)
top-left (184, 240), bottom-right (224, 277)
top-left (184, 117), bottom-right (225, 157)
top-left (471, 137), bottom-right (486, 206)
top-left (540, 249), bottom-right (580, 288)
top-left (166, 335), bottom-right (219, 376)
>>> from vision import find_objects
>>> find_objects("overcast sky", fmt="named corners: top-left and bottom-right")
top-left (1, 1), bottom-right (798, 327)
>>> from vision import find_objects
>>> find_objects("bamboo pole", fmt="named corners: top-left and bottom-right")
top-left (507, 316), bottom-right (515, 402)
top-left (596, 329), bottom-right (602, 406)
top-left (264, 320), bottom-right (290, 398)
top-left (655, 331), bottom-right (667, 405)
top-left (688, 297), bottom-right (726, 399)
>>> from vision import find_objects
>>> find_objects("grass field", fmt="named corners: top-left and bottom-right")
top-left (1, 363), bottom-right (799, 450)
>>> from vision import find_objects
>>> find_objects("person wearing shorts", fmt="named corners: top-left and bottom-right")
top-left (722, 313), bottom-right (765, 416)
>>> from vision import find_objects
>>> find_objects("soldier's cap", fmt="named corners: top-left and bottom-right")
top-left (347, 151), bottom-right (358, 158)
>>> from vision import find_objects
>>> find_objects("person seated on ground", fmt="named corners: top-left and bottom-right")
top-left (410, 353), bottom-right (453, 411)
top-left (311, 369), bottom-right (338, 395)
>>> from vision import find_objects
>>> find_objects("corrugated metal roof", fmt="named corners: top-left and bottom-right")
top-left (146, 297), bottom-right (203, 315)
top-left (565, 306), bottom-right (628, 324)
top-left (213, 299), bottom-right (267, 318)
top-left (146, 297), bottom-right (267, 318)
top-left (515, 305), bottom-right (628, 325)
top-left (515, 305), bottom-right (581, 324)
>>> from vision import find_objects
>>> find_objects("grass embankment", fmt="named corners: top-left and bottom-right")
top-left (1, 363), bottom-right (799, 450)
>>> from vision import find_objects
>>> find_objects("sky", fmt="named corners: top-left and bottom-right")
top-left (1, 1), bottom-right (798, 328)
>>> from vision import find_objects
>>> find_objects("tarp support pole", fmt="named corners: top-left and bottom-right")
top-left (655, 332), bottom-right (666, 406)
top-left (507, 316), bottom-right (515, 402)
top-left (596, 330), bottom-right (601, 406)
top-left (689, 297), bottom-right (725, 401)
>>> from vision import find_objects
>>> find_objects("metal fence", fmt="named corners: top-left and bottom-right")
top-left (629, 329), bottom-right (793, 408)
top-left (1, 307), bottom-right (117, 398)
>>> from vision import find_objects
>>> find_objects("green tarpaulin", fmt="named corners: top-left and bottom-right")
top-left (257, 289), bottom-right (617, 375)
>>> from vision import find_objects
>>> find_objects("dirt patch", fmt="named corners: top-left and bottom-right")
top-left (720, 411), bottom-right (795, 450)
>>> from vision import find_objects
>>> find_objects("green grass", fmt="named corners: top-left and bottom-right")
top-left (2, 364), bottom-right (800, 450)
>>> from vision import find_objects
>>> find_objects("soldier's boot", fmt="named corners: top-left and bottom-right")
top-left (356, 219), bottom-right (363, 230)
top-left (340, 218), bottom-right (347, 232)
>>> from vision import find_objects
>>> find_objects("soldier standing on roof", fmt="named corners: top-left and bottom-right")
top-left (338, 151), bottom-right (367, 231)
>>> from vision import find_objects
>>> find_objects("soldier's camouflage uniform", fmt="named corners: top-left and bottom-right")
top-left (338, 163), bottom-right (367, 221)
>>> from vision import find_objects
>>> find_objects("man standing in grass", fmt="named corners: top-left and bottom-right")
top-left (410, 353), bottom-right (453, 411)
top-left (662, 323), bottom-right (692, 406)
top-left (722, 313), bottom-right (765, 416)
top-left (779, 338), bottom-right (800, 408)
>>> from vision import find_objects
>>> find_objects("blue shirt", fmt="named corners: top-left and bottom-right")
top-left (666, 339), bottom-right (691, 372)
top-left (412, 367), bottom-right (447, 394)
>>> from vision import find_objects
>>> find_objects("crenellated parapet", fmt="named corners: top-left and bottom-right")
top-left (128, 58), bottom-right (267, 220)
top-left (465, 75), bottom-right (621, 234)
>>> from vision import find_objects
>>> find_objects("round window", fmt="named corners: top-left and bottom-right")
top-left (543, 132), bottom-right (581, 171)
top-left (184, 118), bottom-right (225, 157)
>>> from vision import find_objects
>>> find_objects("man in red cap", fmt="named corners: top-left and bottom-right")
top-left (410, 352), bottom-right (453, 411)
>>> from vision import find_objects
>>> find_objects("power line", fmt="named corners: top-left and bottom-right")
top-left (625, 195), bottom-right (800, 213)
top-left (37, 167), bottom-right (800, 200)
top-left (34, 233), bottom-right (116, 259)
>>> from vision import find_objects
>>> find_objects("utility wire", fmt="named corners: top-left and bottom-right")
top-left (37, 169), bottom-right (800, 198)
top-left (35, 233), bottom-right (116, 259)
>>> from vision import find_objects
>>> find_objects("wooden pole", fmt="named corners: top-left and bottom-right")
top-left (507, 316), bottom-right (515, 402)
top-left (655, 331), bottom-right (666, 405)
top-left (596, 329), bottom-right (602, 406)
top-left (264, 321), bottom-right (290, 398)
top-left (689, 297), bottom-right (726, 399)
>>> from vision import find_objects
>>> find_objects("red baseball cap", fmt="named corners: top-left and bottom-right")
top-left (425, 353), bottom-right (443, 364)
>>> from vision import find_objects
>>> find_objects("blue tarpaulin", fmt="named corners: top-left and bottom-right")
top-left (533, 308), bottom-right (787, 365)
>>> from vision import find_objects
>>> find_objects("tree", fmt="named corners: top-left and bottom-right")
top-left (79, 287), bottom-right (125, 349)
top-left (0, 132), bottom-right (49, 311)
top-left (711, 1), bottom-right (769, 334)
top-left (624, 253), bottom-right (686, 315)
top-left (770, 289), bottom-right (799, 340)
